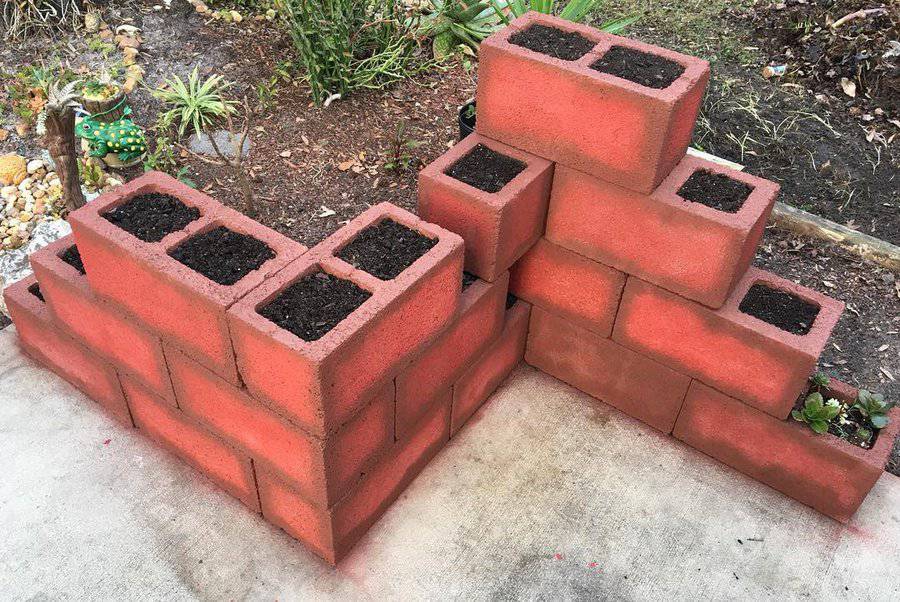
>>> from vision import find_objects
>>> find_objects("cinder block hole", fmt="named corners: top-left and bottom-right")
top-left (738, 283), bottom-right (820, 335)
top-left (102, 192), bottom-right (201, 242)
top-left (508, 23), bottom-right (595, 61)
top-left (28, 282), bottom-right (44, 302)
top-left (257, 269), bottom-right (372, 342)
top-left (462, 271), bottom-right (479, 290)
top-left (506, 292), bottom-right (518, 310)
top-left (676, 169), bottom-right (753, 213)
top-left (59, 245), bottom-right (86, 275)
top-left (590, 46), bottom-right (685, 90)
top-left (168, 225), bottom-right (274, 286)
top-left (444, 144), bottom-right (526, 194)
top-left (336, 219), bottom-right (437, 280)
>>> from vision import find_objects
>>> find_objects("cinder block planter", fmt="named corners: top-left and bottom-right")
top-left (122, 375), bottom-right (261, 512)
top-left (69, 171), bottom-right (306, 385)
top-left (546, 156), bottom-right (779, 308)
top-left (228, 203), bottom-right (464, 437)
top-left (418, 133), bottom-right (553, 282)
top-left (3, 275), bottom-right (132, 426)
top-left (396, 271), bottom-right (509, 440)
top-left (257, 395), bottom-right (451, 564)
top-left (673, 380), bottom-right (900, 522)
top-left (476, 12), bottom-right (710, 193)
top-left (509, 238), bottom-right (626, 336)
top-left (526, 306), bottom-right (690, 433)
top-left (29, 235), bottom-right (175, 403)
top-left (614, 268), bottom-right (844, 419)
top-left (451, 297), bottom-right (530, 435)
top-left (167, 346), bottom-right (394, 508)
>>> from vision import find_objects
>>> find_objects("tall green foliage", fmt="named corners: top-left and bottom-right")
top-left (276, 0), bottom-right (423, 106)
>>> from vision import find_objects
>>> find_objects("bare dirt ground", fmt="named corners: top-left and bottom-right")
top-left (1, 0), bottom-right (897, 468)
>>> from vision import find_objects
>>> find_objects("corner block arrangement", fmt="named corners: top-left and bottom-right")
top-left (5, 12), bottom-right (896, 565)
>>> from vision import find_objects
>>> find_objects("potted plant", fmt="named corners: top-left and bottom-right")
top-left (80, 77), bottom-right (126, 122)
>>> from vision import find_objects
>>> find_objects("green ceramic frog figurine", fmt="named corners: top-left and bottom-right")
top-left (76, 110), bottom-right (147, 164)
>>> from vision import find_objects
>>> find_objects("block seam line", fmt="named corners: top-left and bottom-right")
top-left (223, 317), bottom-right (246, 389)
top-left (392, 376), bottom-right (399, 443)
top-left (114, 370), bottom-right (137, 429)
top-left (609, 273), bottom-right (630, 335)
top-left (669, 377), bottom-right (696, 435)
top-left (159, 343), bottom-right (181, 410)
top-left (250, 458), bottom-right (263, 515)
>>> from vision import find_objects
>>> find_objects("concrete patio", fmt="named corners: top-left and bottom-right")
top-left (2, 324), bottom-right (899, 600)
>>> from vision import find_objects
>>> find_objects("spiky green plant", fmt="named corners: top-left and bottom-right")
top-left (153, 67), bottom-right (236, 138)
top-left (490, 1), bottom-right (639, 33)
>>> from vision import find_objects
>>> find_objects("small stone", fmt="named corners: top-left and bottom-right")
top-left (230, 10), bottom-right (242, 22)
top-left (34, 199), bottom-right (45, 215)
top-left (15, 122), bottom-right (29, 137)
top-left (122, 47), bottom-right (139, 66)
top-left (116, 35), bottom-right (141, 50)
top-left (26, 159), bottom-right (44, 174)
top-left (7, 218), bottom-right (19, 228)
top-left (0, 154), bottom-right (27, 186)
top-left (98, 28), bottom-right (113, 40)
top-left (0, 129), bottom-right (8, 142)
top-left (19, 211), bottom-right (32, 222)
top-left (33, 189), bottom-right (46, 199)
top-left (17, 177), bottom-right (32, 191)
top-left (195, 3), bottom-right (209, 14)
top-left (1, 185), bottom-right (16, 199)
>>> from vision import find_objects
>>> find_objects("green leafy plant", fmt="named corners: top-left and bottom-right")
top-left (792, 392), bottom-right (840, 434)
top-left (420, 1), bottom-right (499, 58)
top-left (276, 0), bottom-right (425, 106)
top-left (490, 1), bottom-right (639, 33)
top-left (383, 120), bottom-right (424, 171)
top-left (810, 372), bottom-right (830, 391)
top-left (853, 390), bottom-right (893, 430)
top-left (153, 67), bottom-right (237, 138)
top-left (87, 36), bottom-right (116, 57)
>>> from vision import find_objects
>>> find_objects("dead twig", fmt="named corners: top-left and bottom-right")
top-left (831, 8), bottom-right (887, 29)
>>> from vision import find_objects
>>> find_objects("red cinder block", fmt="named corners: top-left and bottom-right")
top-left (451, 299), bottom-right (530, 435)
top-left (168, 347), bottom-right (393, 507)
top-left (228, 203), bottom-right (463, 437)
top-left (396, 272), bottom-right (508, 440)
top-left (4, 275), bottom-right (132, 427)
top-left (508, 238), bottom-right (625, 336)
top-left (257, 394), bottom-right (451, 565)
top-left (614, 269), bottom-right (844, 419)
top-left (122, 375), bottom-right (260, 512)
top-left (526, 306), bottom-right (690, 433)
top-left (546, 157), bottom-right (779, 308)
top-left (476, 12), bottom-right (710, 193)
top-left (418, 133), bottom-right (553, 282)
top-left (673, 380), bottom-right (900, 523)
top-left (69, 171), bottom-right (306, 384)
top-left (30, 235), bottom-right (174, 403)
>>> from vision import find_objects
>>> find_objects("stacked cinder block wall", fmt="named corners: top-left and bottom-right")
top-left (419, 12), bottom-right (898, 524)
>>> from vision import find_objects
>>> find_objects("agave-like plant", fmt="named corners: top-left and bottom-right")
top-left (490, 0), bottom-right (640, 34)
top-left (153, 67), bottom-right (237, 139)
top-left (420, 1), bottom-right (502, 58)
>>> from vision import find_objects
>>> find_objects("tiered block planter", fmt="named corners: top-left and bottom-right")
top-left (68, 173), bottom-right (306, 385)
top-left (674, 380), bottom-right (900, 522)
top-left (613, 268), bottom-right (844, 418)
top-left (476, 12), bottom-right (710, 193)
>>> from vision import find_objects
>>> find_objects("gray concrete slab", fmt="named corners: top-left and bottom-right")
top-left (1, 325), bottom-right (899, 601)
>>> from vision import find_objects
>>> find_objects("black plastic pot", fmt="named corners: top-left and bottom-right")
top-left (459, 101), bottom-right (476, 141)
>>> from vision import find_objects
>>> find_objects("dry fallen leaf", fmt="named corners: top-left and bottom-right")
top-left (839, 77), bottom-right (856, 98)
top-left (337, 159), bottom-right (355, 171)
top-left (316, 205), bottom-right (336, 218)
top-left (279, 150), bottom-right (291, 158)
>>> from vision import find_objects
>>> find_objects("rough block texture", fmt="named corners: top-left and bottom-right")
top-left (418, 133), bottom-right (553, 281)
top-left (229, 203), bottom-right (463, 437)
top-left (673, 380), bottom-right (900, 522)
top-left (30, 235), bottom-right (174, 403)
top-left (4, 275), bottom-right (132, 427)
top-left (69, 172), bottom-right (307, 384)
top-left (396, 272), bottom-right (508, 440)
top-left (451, 300), bottom-right (530, 435)
top-left (509, 238), bottom-right (625, 336)
top-left (546, 157), bottom-right (779, 308)
top-left (122, 375), bottom-right (261, 512)
top-left (476, 12), bottom-right (710, 193)
top-left (257, 395), bottom-right (451, 564)
top-left (526, 306), bottom-right (690, 433)
top-left (614, 270), bottom-right (844, 419)
top-left (168, 346), bottom-right (393, 508)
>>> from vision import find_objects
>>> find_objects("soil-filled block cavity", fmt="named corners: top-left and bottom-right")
top-left (337, 219), bottom-right (437, 280)
top-left (102, 193), bottom-right (201, 242)
top-left (444, 144), bottom-right (527, 194)
top-left (508, 24), bottom-right (595, 61)
top-left (739, 283), bottom-right (821, 335)
top-left (28, 283), bottom-right (44, 302)
top-left (169, 226), bottom-right (275, 286)
top-left (590, 46), bottom-right (685, 89)
top-left (60, 245), bottom-right (86, 275)
top-left (677, 170), bottom-right (753, 213)
top-left (258, 271), bottom-right (372, 342)
top-left (462, 271), bottom-right (479, 290)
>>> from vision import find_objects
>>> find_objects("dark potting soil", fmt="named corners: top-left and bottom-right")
top-left (60, 245), bottom-right (86, 275)
top-left (508, 24), bottom-right (596, 61)
top-left (739, 283), bottom-right (820, 335)
top-left (103, 193), bottom-right (201, 242)
top-left (337, 219), bottom-right (437, 280)
top-left (258, 271), bottom-right (372, 342)
top-left (462, 271), bottom-right (479, 290)
top-left (168, 226), bottom-right (275, 286)
top-left (506, 292), bottom-right (518, 310)
top-left (28, 282), bottom-right (44, 302)
top-left (677, 170), bottom-right (753, 213)
top-left (445, 144), bottom-right (527, 194)
top-left (590, 46), bottom-right (685, 90)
